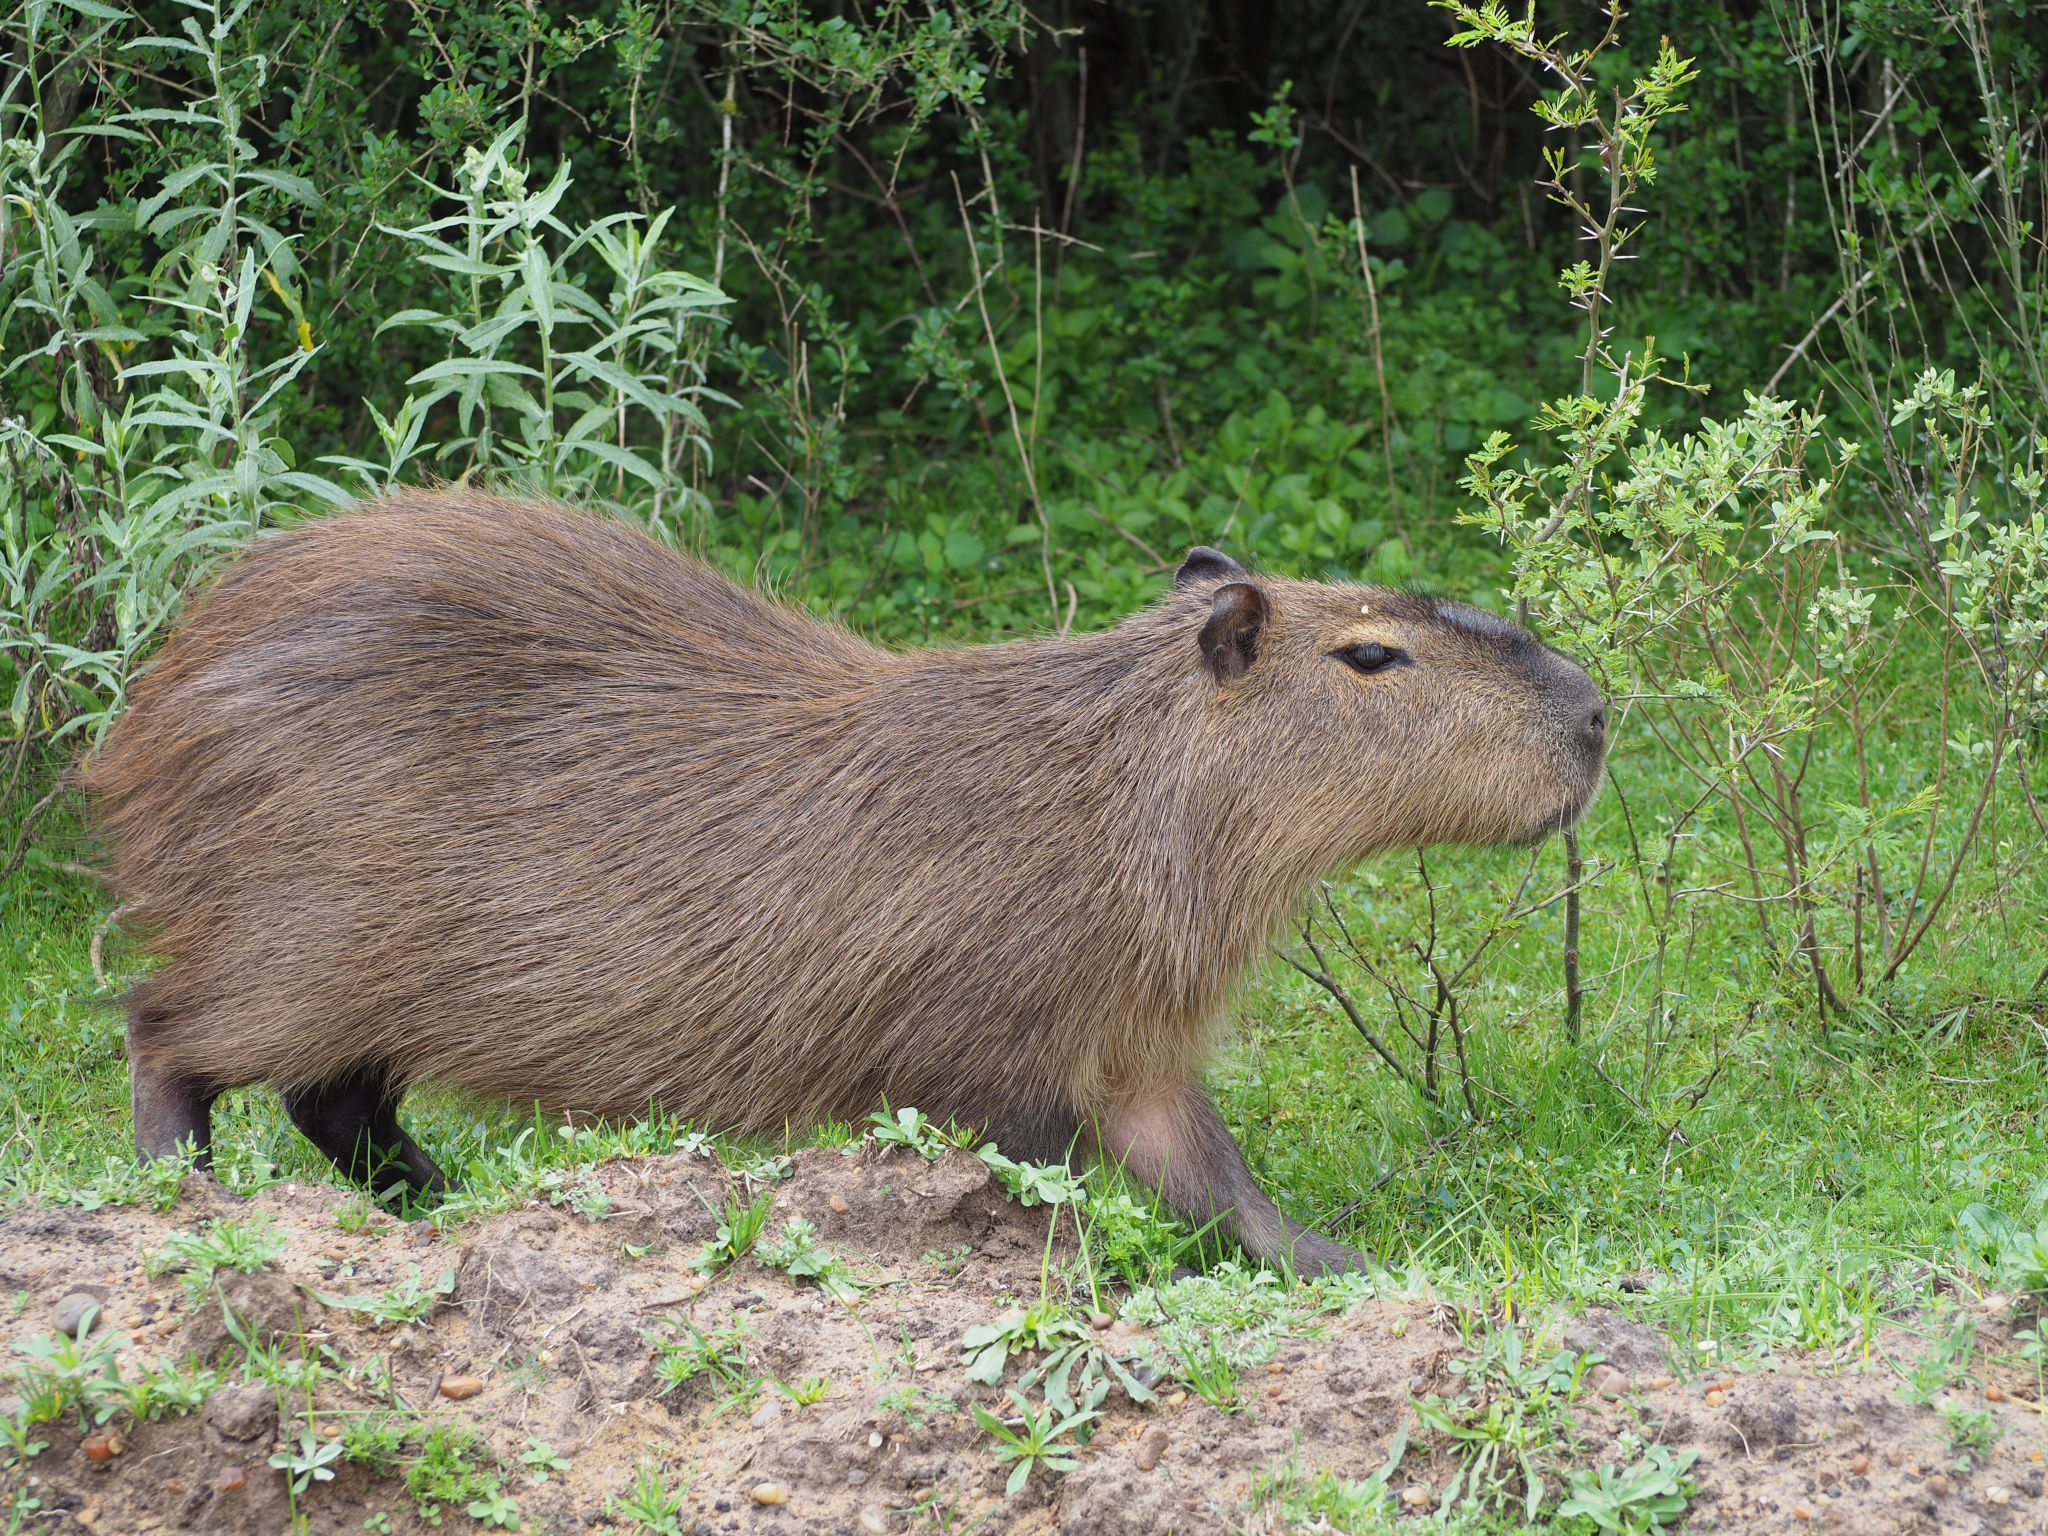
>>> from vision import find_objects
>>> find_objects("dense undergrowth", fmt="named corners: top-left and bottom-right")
top-left (3, 10), bottom-right (2048, 1520)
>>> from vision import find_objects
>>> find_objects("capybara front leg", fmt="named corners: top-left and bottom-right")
top-left (1099, 1083), bottom-right (1363, 1276)
top-left (130, 1055), bottom-right (218, 1169)
top-left (279, 1064), bottom-right (448, 1197)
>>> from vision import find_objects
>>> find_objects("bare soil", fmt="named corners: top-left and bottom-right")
top-left (3, 1146), bottom-right (2045, 1535)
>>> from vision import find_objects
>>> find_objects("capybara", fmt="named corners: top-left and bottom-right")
top-left (81, 491), bottom-right (1606, 1274)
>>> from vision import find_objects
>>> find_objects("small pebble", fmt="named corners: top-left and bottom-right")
top-left (1267, 1362), bottom-right (1284, 1375)
top-left (1134, 1425), bottom-right (1170, 1472)
top-left (1589, 1364), bottom-right (1629, 1399)
top-left (751, 1482), bottom-right (788, 1506)
top-left (858, 1507), bottom-right (889, 1535)
top-left (51, 1293), bottom-right (100, 1338)
top-left (1985, 1385), bottom-right (2006, 1402)
top-left (438, 1376), bottom-right (484, 1400)
top-left (1926, 1475), bottom-right (1953, 1496)
top-left (1400, 1485), bottom-right (1433, 1509)
top-left (1793, 1504), bottom-right (1813, 1521)
top-left (751, 1401), bottom-right (783, 1429)
top-left (214, 1467), bottom-right (246, 1493)
top-left (846, 1470), bottom-right (868, 1486)
top-left (868, 1431), bottom-right (884, 1448)
top-left (1265, 1384), bottom-right (1283, 1399)
top-left (1705, 1390), bottom-right (1725, 1407)
top-left (1986, 1486), bottom-right (2011, 1506)
top-left (1089, 1311), bottom-right (1113, 1330)
top-left (1164, 1391), bottom-right (1187, 1408)
top-left (829, 1195), bottom-right (851, 1214)
top-left (156, 1317), bottom-right (180, 1337)
top-left (1852, 1454), bottom-right (1870, 1474)
top-left (1644, 1375), bottom-right (1675, 1389)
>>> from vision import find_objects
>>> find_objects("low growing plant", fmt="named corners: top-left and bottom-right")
top-left (404, 1420), bottom-right (509, 1529)
top-left (519, 1439), bottom-right (571, 1484)
top-left (1555, 1443), bottom-right (1699, 1535)
top-left (971, 1388), bottom-right (1095, 1495)
top-left (1414, 1321), bottom-right (1591, 1522)
top-left (756, 1217), bottom-right (868, 1302)
top-left (869, 1105), bottom-right (952, 1159)
top-left (270, 1428), bottom-right (344, 1495)
top-left (115, 1354), bottom-right (223, 1421)
top-left (314, 1264), bottom-right (456, 1328)
top-left (692, 1190), bottom-right (775, 1273)
top-left (606, 1457), bottom-right (692, 1535)
top-left (340, 1412), bottom-right (412, 1475)
top-left (6, 1314), bottom-right (124, 1428)
top-left (771, 1374), bottom-right (831, 1407)
top-left (151, 1215), bottom-right (287, 1299)
top-left (645, 1313), bottom-right (755, 1411)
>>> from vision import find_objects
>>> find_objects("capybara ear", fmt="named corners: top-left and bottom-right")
top-left (1174, 546), bottom-right (1249, 589)
top-left (1198, 581), bottom-right (1267, 681)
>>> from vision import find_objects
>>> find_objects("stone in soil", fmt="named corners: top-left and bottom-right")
top-left (50, 1289), bottom-right (105, 1337)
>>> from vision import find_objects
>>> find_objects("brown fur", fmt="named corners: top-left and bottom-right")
top-left (80, 490), bottom-right (1605, 1272)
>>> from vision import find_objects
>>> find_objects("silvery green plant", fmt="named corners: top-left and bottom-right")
top-left (1896, 370), bottom-right (2048, 743)
top-left (1, 0), bottom-right (339, 841)
top-left (1436, 4), bottom-right (2023, 1085)
top-left (343, 124), bottom-right (729, 532)
top-left (1458, 349), bottom-right (1888, 1067)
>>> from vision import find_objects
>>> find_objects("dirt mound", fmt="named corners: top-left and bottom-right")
top-left (3, 1148), bottom-right (2044, 1534)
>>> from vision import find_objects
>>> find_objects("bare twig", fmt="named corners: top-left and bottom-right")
top-left (1348, 166), bottom-right (1402, 526)
top-left (1763, 151), bottom-right (2008, 396)
top-left (952, 172), bottom-right (1059, 630)
top-left (1278, 927), bottom-right (1431, 1103)
top-left (0, 779), bottom-right (67, 886)
top-left (1084, 505), bottom-right (1168, 569)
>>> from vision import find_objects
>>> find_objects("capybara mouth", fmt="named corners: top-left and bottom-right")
top-left (1515, 776), bottom-right (1603, 846)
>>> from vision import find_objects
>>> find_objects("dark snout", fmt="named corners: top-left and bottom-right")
top-left (1528, 646), bottom-right (1608, 839)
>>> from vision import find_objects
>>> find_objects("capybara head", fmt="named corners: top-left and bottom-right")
top-left (1169, 547), bottom-right (1605, 864)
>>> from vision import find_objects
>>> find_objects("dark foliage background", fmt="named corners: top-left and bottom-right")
top-left (7, 0), bottom-right (2041, 643)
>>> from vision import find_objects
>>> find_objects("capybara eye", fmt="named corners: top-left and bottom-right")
top-left (1334, 642), bottom-right (1404, 674)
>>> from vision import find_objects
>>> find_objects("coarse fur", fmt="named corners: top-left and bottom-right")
top-left (81, 490), bottom-right (1607, 1273)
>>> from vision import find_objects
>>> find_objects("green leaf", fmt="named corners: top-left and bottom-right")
top-left (417, 251), bottom-right (509, 278)
top-left (407, 357), bottom-right (541, 385)
top-left (240, 168), bottom-right (323, 208)
top-left (522, 244), bottom-right (555, 334)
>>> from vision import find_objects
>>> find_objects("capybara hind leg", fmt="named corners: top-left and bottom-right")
top-left (1099, 1084), bottom-right (1363, 1276)
top-left (130, 1055), bottom-right (217, 1168)
top-left (975, 1100), bottom-right (1083, 1166)
top-left (280, 1065), bottom-right (448, 1197)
